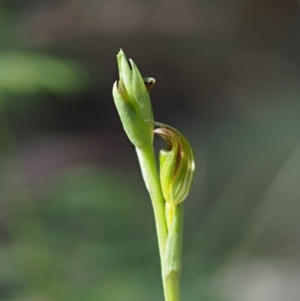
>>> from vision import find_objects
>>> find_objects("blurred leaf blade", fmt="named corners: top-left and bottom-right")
top-left (0, 51), bottom-right (89, 101)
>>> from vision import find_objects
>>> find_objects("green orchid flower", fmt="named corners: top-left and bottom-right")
top-left (150, 121), bottom-right (195, 229)
top-left (113, 50), bottom-right (196, 301)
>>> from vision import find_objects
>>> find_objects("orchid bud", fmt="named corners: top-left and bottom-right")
top-left (150, 121), bottom-right (195, 228)
top-left (112, 50), bottom-right (154, 148)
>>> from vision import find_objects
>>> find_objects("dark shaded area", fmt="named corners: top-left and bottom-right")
top-left (0, 1), bottom-right (300, 300)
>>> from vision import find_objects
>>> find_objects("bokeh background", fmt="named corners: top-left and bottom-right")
top-left (1, 0), bottom-right (300, 300)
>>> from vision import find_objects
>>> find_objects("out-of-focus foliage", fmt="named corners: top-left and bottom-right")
top-left (0, 0), bottom-right (299, 301)
top-left (1, 167), bottom-right (163, 301)
top-left (0, 51), bottom-right (89, 99)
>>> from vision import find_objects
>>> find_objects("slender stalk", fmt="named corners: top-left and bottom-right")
top-left (136, 146), bottom-right (168, 262)
top-left (164, 272), bottom-right (181, 301)
top-left (163, 205), bottom-right (183, 301)
top-left (136, 144), bottom-right (183, 301)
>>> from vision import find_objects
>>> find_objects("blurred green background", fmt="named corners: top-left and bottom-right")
top-left (0, 0), bottom-right (300, 300)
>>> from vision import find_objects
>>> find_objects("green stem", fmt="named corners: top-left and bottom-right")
top-left (136, 146), bottom-right (168, 261)
top-left (163, 205), bottom-right (183, 301)
top-left (164, 273), bottom-right (181, 301)
top-left (136, 145), bottom-right (183, 301)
